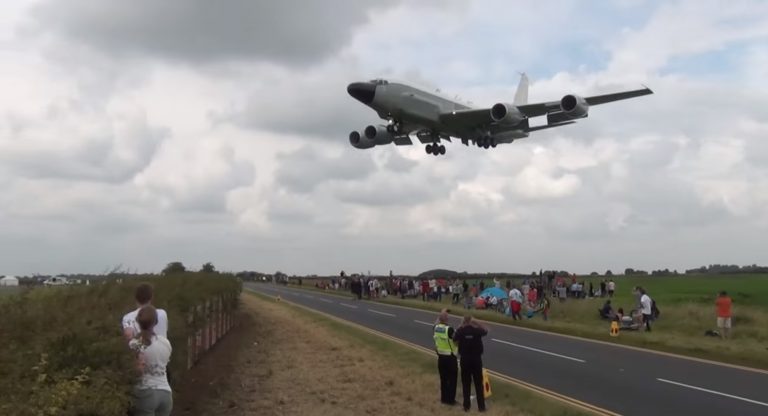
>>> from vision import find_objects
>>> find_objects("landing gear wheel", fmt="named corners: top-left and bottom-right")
top-left (387, 121), bottom-right (403, 134)
top-left (491, 142), bottom-right (497, 148)
top-left (425, 144), bottom-right (433, 154)
top-left (439, 145), bottom-right (446, 155)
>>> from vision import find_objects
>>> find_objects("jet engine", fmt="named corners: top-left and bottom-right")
top-left (349, 130), bottom-right (375, 149)
top-left (560, 94), bottom-right (589, 118)
top-left (490, 103), bottom-right (526, 125)
top-left (364, 124), bottom-right (395, 145)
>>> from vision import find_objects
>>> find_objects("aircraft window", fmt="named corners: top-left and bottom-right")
top-left (369, 79), bottom-right (389, 85)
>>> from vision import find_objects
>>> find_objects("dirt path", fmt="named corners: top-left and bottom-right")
top-left (173, 294), bottom-right (524, 415)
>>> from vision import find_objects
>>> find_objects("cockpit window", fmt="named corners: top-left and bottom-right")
top-left (368, 79), bottom-right (389, 85)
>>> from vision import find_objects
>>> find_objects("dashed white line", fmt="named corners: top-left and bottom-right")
top-left (368, 309), bottom-right (396, 317)
top-left (303, 294), bottom-right (314, 299)
top-left (491, 338), bottom-right (586, 363)
top-left (657, 378), bottom-right (768, 408)
top-left (318, 298), bottom-right (333, 303)
top-left (339, 303), bottom-right (358, 309)
top-left (414, 320), bottom-right (434, 326)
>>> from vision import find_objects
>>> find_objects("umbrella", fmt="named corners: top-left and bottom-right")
top-left (479, 287), bottom-right (508, 299)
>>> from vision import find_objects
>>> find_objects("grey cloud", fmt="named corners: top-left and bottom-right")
top-left (0, 111), bottom-right (167, 183)
top-left (220, 64), bottom-right (375, 139)
top-left (328, 175), bottom-right (450, 207)
top-left (30, 0), bottom-right (398, 66)
top-left (274, 145), bottom-right (376, 193)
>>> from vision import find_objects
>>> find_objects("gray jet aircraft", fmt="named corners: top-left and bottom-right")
top-left (347, 74), bottom-right (652, 156)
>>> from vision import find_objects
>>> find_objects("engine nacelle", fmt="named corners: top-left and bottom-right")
top-left (349, 130), bottom-right (375, 149)
top-left (364, 125), bottom-right (394, 145)
top-left (560, 94), bottom-right (589, 118)
top-left (490, 102), bottom-right (526, 125)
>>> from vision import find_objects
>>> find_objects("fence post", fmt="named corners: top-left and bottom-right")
top-left (187, 308), bottom-right (194, 369)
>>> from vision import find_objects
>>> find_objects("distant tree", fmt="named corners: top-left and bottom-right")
top-left (163, 262), bottom-right (186, 275)
top-left (605, 270), bottom-right (613, 276)
top-left (590, 272), bottom-right (599, 276)
top-left (625, 268), bottom-right (635, 275)
top-left (201, 262), bottom-right (216, 273)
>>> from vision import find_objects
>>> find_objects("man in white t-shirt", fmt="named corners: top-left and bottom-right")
top-left (123, 283), bottom-right (169, 341)
top-left (639, 288), bottom-right (652, 332)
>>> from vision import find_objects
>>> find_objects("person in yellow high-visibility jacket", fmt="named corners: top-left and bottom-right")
top-left (433, 308), bottom-right (458, 406)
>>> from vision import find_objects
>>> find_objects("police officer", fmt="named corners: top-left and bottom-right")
top-left (433, 308), bottom-right (458, 405)
top-left (453, 315), bottom-right (489, 412)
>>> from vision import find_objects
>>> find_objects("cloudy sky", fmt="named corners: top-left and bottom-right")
top-left (1, 0), bottom-right (767, 276)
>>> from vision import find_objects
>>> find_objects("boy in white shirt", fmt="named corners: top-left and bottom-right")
top-left (639, 287), bottom-right (653, 332)
top-left (123, 283), bottom-right (169, 341)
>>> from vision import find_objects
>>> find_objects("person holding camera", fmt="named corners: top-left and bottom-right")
top-left (453, 315), bottom-right (489, 412)
top-left (433, 308), bottom-right (458, 405)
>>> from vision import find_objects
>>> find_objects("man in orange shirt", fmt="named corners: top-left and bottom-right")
top-left (715, 291), bottom-right (732, 339)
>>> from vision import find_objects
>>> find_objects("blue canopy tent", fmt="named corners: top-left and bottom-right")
top-left (479, 287), bottom-right (508, 299)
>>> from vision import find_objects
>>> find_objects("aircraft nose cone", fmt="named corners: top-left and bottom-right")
top-left (347, 82), bottom-right (376, 104)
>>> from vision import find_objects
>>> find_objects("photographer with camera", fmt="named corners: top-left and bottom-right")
top-left (453, 315), bottom-right (489, 412)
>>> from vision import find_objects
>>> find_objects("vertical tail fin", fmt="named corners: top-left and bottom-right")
top-left (513, 72), bottom-right (529, 105)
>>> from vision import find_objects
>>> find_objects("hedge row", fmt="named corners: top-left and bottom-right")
top-left (0, 273), bottom-right (241, 416)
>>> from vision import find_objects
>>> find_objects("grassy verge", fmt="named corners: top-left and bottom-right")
top-left (247, 290), bottom-right (592, 416)
top-left (275, 283), bottom-right (768, 371)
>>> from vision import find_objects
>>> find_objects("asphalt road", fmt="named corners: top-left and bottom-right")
top-left (245, 283), bottom-right (768, 416)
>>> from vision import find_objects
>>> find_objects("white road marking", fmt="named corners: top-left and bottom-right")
top-left (339, 303), bottom-right (358, 309)
top-left (414, 320), bottom-right (434, 326)
top-left (318, 298), bottom-right (333, 303)
top-left (491, 338), bottom-right (586, 363)
top-left (657, 378), bottom-right (768, 408)
top-left (303, 294), bottom-right (314, 299)
top-left (368, 309), bottom-right (396, 317)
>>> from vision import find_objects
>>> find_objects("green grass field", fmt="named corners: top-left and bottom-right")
top-left (293, 274), bottom-right (768, 370)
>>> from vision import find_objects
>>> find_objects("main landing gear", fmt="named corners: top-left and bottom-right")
top-left (425, 143), bottom-right (446, 156)
top-left (475, 136), bottom-right (496, 149)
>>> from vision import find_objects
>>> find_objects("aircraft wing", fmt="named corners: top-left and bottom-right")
top-left (517, 87), bottom-right (654, 117)
top-left (438, 87), bottom-right (653, 125)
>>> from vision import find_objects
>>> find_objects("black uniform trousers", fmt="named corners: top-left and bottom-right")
top-left (437, 354), bottom-right (458, 404)
top-left (460, 356), bottom-right (486, 411)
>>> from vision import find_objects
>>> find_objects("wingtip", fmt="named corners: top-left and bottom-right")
top-left (641, 84), bottom-right (654, 94)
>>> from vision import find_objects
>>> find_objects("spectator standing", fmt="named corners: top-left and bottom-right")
top-left (639, 288), bottom-right (653, 332)
top-left (433, 309), bottom-right (458, 406)
top-left (508, 286), bottom-right (523, 320)
top-left (557, 284), bottom-right (567, 302)
top-left (715, 291), bottom-right (733, 339)
top-left (129, 306), bottom-right (173, 416)
top-left (607, 279), bottom-right (616, 298)
top-left (123, 283), bottom-right (169, 341)
top-left (453, 316), bottom-right (489, 412)
top-left (600, 280), bottom-right (607, 298)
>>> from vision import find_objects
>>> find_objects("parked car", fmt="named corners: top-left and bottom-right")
top-left (43, 276), bottom-right (69, 286)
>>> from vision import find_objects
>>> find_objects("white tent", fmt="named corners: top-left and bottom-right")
top-left (0, 276), bottom-right (19, 287)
